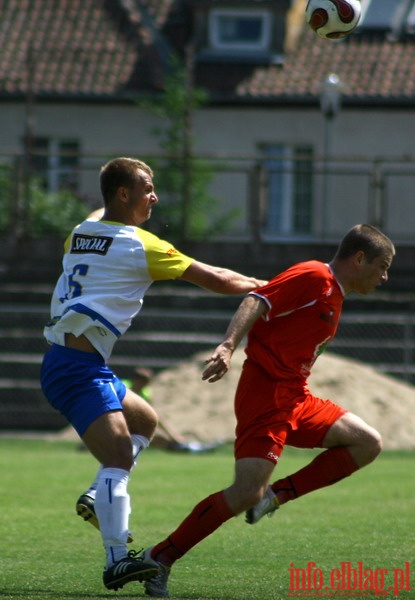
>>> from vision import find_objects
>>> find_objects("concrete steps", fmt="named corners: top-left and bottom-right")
top-left (1, 282), bottom-right (415, 432)
top-left (0, 288), bottom-right (236, 431)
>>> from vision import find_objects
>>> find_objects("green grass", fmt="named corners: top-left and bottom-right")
top-left (0, 439), bottom-right (413, 600)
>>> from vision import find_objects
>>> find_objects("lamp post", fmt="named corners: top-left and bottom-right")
top-left (318, 73), bottom-right (344, 238)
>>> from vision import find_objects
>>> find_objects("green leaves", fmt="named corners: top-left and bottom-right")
top-left (0, 165), bottom-right (87, 238)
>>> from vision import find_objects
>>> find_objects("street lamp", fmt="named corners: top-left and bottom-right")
top-left (318, 73), bottom-right (344, 237)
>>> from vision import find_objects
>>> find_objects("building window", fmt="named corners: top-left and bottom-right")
top-left (262, 145), bottom-right (314, 237)
top-left (209, 9), bottom-right (271, 52)
top-left (31, 138), bottom-right (80, 193)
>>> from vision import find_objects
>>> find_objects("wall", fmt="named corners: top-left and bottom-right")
top-left (1, 102), bottom-right (415, 239)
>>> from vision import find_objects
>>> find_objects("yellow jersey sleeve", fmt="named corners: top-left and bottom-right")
top-left (138, 228), bottom-right (194, 280)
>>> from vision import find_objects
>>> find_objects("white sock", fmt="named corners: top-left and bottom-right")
top-left (131, 434), bottom-right (149, 470)
top-left (94, 467), bottom-right (130, 566)
top-left (83, 434), bottom-right (149, 498)
top-left (84, 465), bottom-right (102, 500)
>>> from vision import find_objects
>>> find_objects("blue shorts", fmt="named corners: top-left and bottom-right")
top-left (40, 344), bottom-right (127, 437)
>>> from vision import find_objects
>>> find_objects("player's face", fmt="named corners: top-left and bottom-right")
top-left (125, 170), bottom-right (158, 224)
top-left (354, 251), bottom-right (393, 294)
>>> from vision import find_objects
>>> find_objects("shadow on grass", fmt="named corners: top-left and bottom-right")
top-left (0, 592), bottom-right (136, 599)
top-left (0, 593), bottom-right (226, 600)
top-left (0, 589), bottom-right (225, 600)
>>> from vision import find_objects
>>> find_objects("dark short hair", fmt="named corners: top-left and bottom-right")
top-left (99, 157), bottom-right (153, 204)
top-left (335, 224), bottom-right (395, 263)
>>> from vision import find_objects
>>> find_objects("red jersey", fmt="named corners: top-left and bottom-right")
top-left (246, 261), bottom-right (344, 382)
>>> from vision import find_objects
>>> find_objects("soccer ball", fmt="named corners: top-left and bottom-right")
top-left (305, 0), bottom-right (362, 40)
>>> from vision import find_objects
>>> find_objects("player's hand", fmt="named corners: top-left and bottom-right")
top-left (202, 344), bottom-right (233, 383)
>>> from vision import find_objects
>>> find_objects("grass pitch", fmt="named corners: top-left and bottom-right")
top-left (0, 438), bottom-right (413, 600)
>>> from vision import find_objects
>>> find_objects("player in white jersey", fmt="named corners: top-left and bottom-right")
top-left (40, 157), bottom-right (266, 592)
top-left (44, 218), bottom-right (196, 361)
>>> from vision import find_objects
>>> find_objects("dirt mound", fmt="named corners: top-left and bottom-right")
top-left (150, 350), bottom-right (415, 450)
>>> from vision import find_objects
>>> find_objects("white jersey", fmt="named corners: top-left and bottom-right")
top-left (44, 219), bottom-right (194, 361)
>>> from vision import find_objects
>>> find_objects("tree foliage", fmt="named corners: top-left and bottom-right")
top-left (142, 58), bottom-right (239, 241)
top-left (0, 163), bottom-right (87, 239)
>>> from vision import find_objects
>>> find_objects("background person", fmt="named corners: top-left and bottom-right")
top-left (127, 366), bottom-right (224, 453)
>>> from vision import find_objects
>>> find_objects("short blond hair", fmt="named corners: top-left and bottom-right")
top-left (100, 157), bottom-right (153, 204)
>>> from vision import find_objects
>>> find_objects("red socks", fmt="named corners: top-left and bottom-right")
top-left (151, 448), bottom-right (359, 567)
top-left (151, 491), bottom-right (234, 567)
top-left (271, 447), bottom-right (359, 504)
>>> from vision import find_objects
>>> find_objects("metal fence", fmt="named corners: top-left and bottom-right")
top-left (331, 313), bottom-right (415, 383)
top-left (2, 152), bottom-right (415, 243)
top-left (1, 303), bottom-right (415, 381)
top-left (1, 148), bottom-right (415, 430)
top-left (0, 294), bottom-right (414, 430)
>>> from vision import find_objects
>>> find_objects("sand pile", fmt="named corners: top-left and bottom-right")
top-left (150, 350), bottom-right (415, 450)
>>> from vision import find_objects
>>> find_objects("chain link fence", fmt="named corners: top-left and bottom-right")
top-left (1, 148), bottom-right (415, 429)
top-left (2, 152), bottom-right (415, 243)
top-left (0, 291), bottom-right (414, 431)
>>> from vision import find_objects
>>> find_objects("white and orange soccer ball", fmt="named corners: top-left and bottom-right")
top-left (305, 0), bottom-right (362, 40)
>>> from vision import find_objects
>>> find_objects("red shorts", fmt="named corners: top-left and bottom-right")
top-left (234, 359), bottom-right (346, 464)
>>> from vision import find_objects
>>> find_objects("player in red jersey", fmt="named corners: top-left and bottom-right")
top-left (139, 224), bottom-right (395, 597)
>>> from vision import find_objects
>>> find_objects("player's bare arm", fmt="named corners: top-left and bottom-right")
top-left (179, 261), bottom-right (267, 295)
top-left (202, 295), bottom-right (267, 383)
top-left (86, 207), bottom-right (105, 221)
